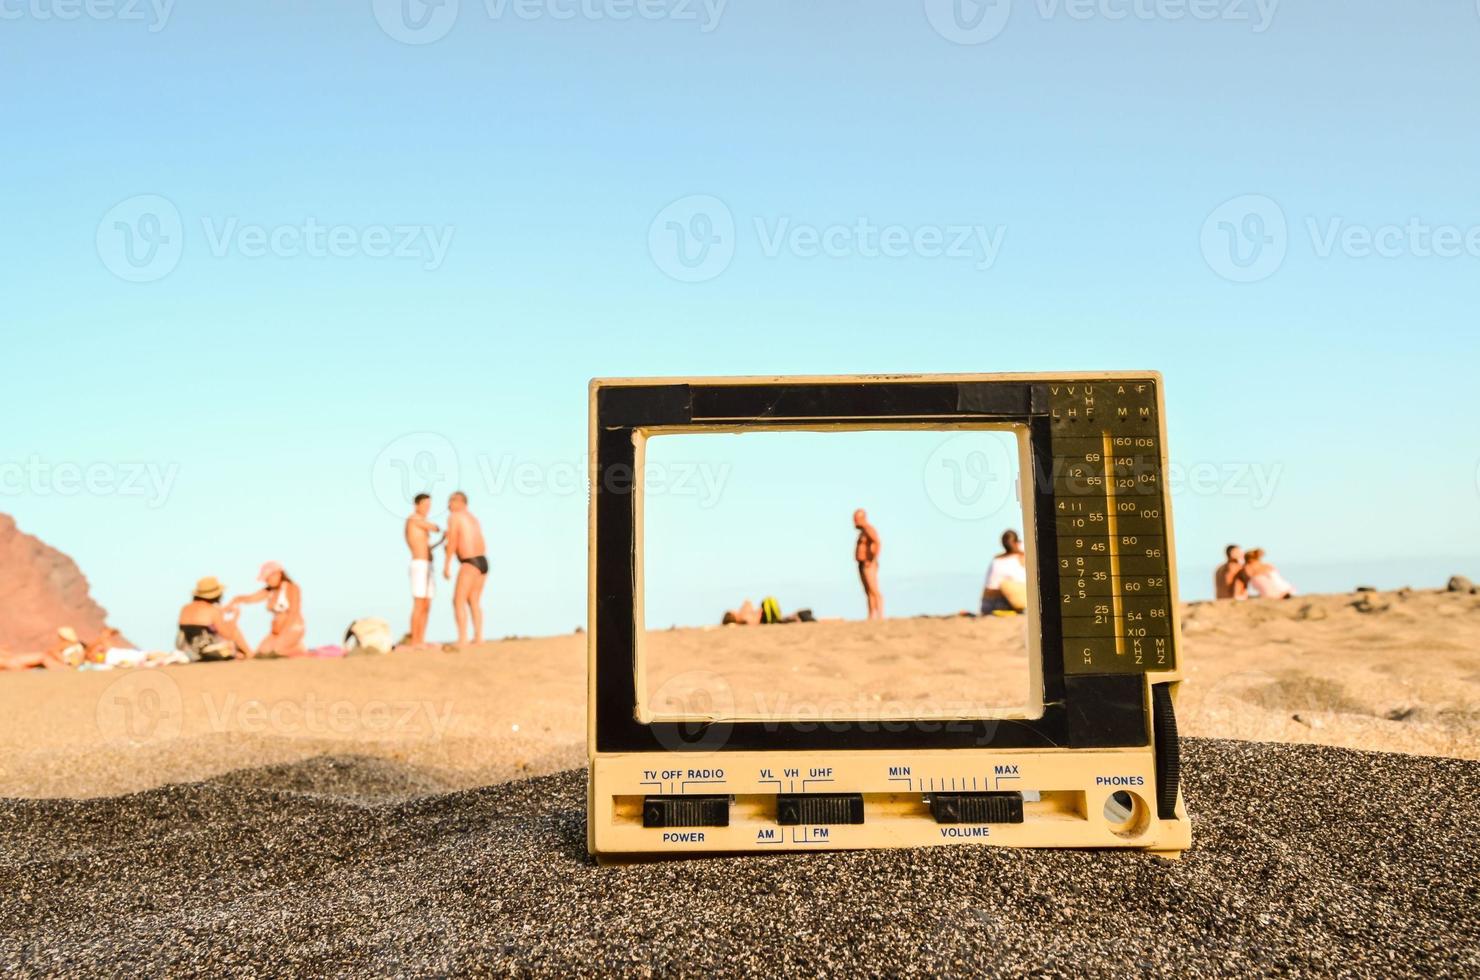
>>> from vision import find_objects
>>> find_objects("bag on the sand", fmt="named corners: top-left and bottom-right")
top-left (344, 618), bottom-right (395, 654)
top-left (761, 596), bottom-right (783, 624)
top-left (177, 626), bottom-right (236, 662)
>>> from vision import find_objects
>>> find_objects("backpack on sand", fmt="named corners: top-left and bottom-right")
top-left (344, 617), bottom-right (395, 654)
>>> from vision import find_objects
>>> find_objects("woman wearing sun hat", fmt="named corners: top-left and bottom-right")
top-left (227, 562), bottom-right (307, 658)
top-left (177, 576), bottom-right (252, 661)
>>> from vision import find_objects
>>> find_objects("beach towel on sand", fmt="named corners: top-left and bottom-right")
top-left (80, 649), bottom-right (191, 669)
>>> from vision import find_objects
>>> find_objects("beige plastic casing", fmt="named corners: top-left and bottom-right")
top-left (587, 373), bottom-right (1189, 861)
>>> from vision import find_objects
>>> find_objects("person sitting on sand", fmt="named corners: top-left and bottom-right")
top-left (229, 562), bottom-right (307, 657)
top-left (177, 576), bottom-right (253, 661)
top-left (981, 529), bottom-right (1028, 614)
top-left (1243, 548), bottom-right (1296, 599)
top-left (1215, 544), bottom-right (1248, 600)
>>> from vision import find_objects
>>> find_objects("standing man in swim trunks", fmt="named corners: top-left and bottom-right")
top-left (853, 508), bottom-right (884, 621)
top-left (444, 490), bottom-right (488, 647)
top-left (405, 493), bottom-right (441, 648)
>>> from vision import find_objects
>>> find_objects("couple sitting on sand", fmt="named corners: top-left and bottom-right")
top-left (176, 562), bottom-right (305, 661)
top-left (1215, 545), bottom-right (1296, 600)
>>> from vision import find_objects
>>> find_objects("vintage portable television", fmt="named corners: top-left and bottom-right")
top-left (587, 373), bottom-right (1189, 859)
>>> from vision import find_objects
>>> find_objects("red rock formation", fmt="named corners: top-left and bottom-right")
top-left (0, 514), bottom-right (127, 652)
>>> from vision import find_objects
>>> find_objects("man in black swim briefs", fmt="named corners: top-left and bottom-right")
top-left (443, 491), bottom-right (489, 645)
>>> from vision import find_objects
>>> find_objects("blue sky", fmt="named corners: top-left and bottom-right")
top-left (2, 1), bottom-right (1478, 648)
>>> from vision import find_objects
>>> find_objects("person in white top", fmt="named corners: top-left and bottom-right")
top-left (981, 529), bottom-right (1028, 614)
top-left (1243, 548), bottom-right (1296, 599)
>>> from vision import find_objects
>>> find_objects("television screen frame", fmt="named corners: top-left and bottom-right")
top-left (586, 372), bottom-right (1189, 860)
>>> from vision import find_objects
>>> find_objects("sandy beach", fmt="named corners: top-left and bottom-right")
top-left (1, 587), bottom-right (1476, 800)
top-left (1, 740), bottom-right (1475, 975)
top-left (1, 587), bottom-right (1478, 974)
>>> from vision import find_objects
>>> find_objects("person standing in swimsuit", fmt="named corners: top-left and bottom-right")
top-left (853, 508), bottom-right (884, 621)
top-left (444, 491), bottom-right (488, 646)
top-left (405, 493), bottom-right (441, 648)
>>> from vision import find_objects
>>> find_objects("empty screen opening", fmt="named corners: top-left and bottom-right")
top-left (638, 428), bottom-right (1039, 722)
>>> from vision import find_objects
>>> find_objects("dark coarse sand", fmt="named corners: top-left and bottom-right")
top-left (1, 739), bottom-right (1476, 978)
